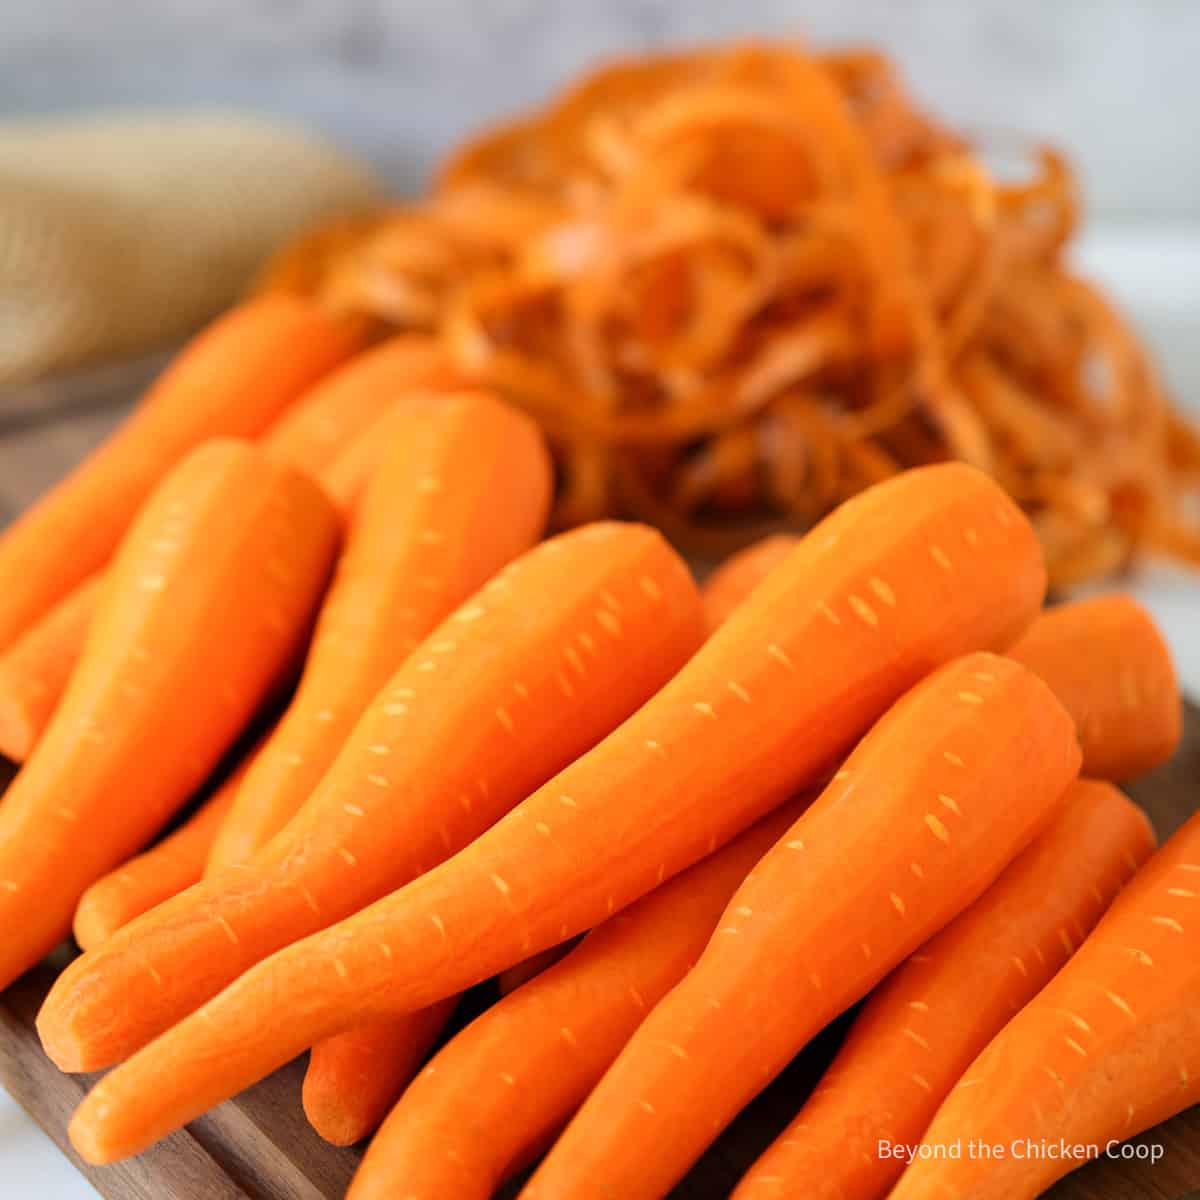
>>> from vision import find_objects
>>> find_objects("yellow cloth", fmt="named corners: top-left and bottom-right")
top-left (0, 112), bottom-right (381, 386)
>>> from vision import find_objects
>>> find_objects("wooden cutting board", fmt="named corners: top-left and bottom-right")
top-left (1, 357), bottom-right (1199, 1199)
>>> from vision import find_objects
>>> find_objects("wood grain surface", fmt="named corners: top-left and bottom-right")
top-left (0, 356), bottom-right (1197, 1200)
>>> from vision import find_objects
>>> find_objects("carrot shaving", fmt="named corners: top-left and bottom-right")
top-left (261, 40), bottom-right (1200, 585)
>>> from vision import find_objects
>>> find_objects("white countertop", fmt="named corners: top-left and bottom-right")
top-left (3, 228), bottom-right (1199, 1199)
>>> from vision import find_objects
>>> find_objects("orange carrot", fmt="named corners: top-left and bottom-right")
top-left (60, 463), bottom-right (1047, 1158)
top-left (40, 521), bottom-right (702, 1072)
top-left (0, 441), bottom-right (339, 991)
top-left (260, 335), bottom-right (461, 476)
top-left (303, 1003), bottom-right (459, 1147)
top-left (0, 576), bottom-right (102, 762)
top-left (71, 742), bottom-right (263, 953)
top-left (1008, 595), bottom-right (1181, 781)
top-left (206, 392), bottom-right (553, 871)
top-left (889, 808), bottom-right (1200, 1200)
top-left (315, 403), bottom-right (428, 517)
top-left (348, 799), bottom-right (812, 1200)
top-left (0, 297), bottom-right (356, 653)
top-left (523, 653), bottom-right (1080, 1200)
top-left (731, 779), bottom-right (1155, 1200)
top-left (702, 534), bottom-right (799, 631)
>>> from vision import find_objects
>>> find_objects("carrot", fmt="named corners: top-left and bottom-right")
top-left (260, 334), bottom-right (461, 476)
top-left (347, 799), bottom-right (812, 1200)
top-left (0, 575), bottom-right (102, 762)
top-left (1008, 595), bottom-right (1181, 781)
top-left (62, 462), bottom-right (1048, 1158)
top-left (0, 297), bottom-right (356, 654)
top-left (889, 808), bottom-right (1200, 1200)
top-left (206, 391), bottom-right (553, 871)
top-left (731, 779), bottom-right (1155, 1200)
top-left (315, 403), bottom-right (428, 517)
top-left (0, 440), bottom-right (339, 991)
top-left (302, 1003), bottom-right (459, 1147)
top-left (71, 742), bottom-right (262, 953)
top-left (702, 534), bottom-right (799, 631)
top-left (41, 521), bottom-right (702, 1072)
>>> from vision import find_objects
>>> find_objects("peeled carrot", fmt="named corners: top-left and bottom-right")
top-left (61, 462), bottom-right (1047, 1158)
top-left (315, 403), bottom-right (428, 517)
top-left (41, 521), bottom-right (701, 1072)
top-left (303, 1003), bottom-right (459, 1147)
top-left (71, 742), bottom-right (263, 953)
top-left (889, 808), bottom-right (1200, 1200)
top-left (702, 534), bottom-right (798, 631)
top-left (347, 799), bottom-right (811, 1200)
top-left (0, 441), bottom-right (339, 991)
top-left (207, 392), bottom-right (552, 871)
top-left (260, 335), bottom-right (461, 476)
top-left (0, 297), bottom-right (356, 654)
top-left (0, 576), bottom-right (102, 762)
top-left (1008, 595), bottom-right (1181, 781)
top-left (731, 779), bottom-right (1155, 1200)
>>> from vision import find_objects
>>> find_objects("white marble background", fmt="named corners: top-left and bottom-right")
top-left (2, 0), bottom-right (1199, 222)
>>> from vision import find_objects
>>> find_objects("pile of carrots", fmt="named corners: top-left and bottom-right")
top-left (0, 293), bottom-right (1195, 1200)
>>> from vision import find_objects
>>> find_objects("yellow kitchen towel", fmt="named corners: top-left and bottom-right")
top-left (0, 112), bottom-right (381, 387)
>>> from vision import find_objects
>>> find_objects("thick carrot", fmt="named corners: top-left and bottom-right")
top-left (0, 297), bottom-right (356, 653)
top-left (0, 441), bottom-right (339, 991)
top-left (702, 534), bottom-right (798, 631)
top-left (41, 521), bottom-right (701, 1071)
top-left (62, 462), bottom-right (1047, 1158)
top-left (347, 799), bottom-right (811, 1200)
top-left (731, 779), bottom-right (1155, 1200)
top-left (889, 808), bottom-right (1200, 1200)
top-left (0, 575), bottom-right (102, 762)
top-left (302, 1003), bottom-right (459, 1147)
top-left (1008, 595), bottom-right (1181, 781)
top-left (71, 743), bottom-right (262, 953)
top-left (260, 335), bottom-right (461, 476)
top-left (206, 392), bottom-right (553, 871)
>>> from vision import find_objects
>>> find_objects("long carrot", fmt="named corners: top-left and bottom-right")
top-left (0, 440), bottom-right (339, 991)
top-left (497, 942), bottom-right (581, 997)
top-left (521, 652), bottom-right (1080, 1200)
top-left (731, 779), bottom-right (1155, 1200)
top-left (1008, 595), bottom-right (1181, 781)
top-left (0, 575), bottom-right (102, 762)
top-left (0, 297), bottom-right (356, 653)
top-left (206, 391), bottom-right (553, 871)
top-left (260, 334), bottom-right (461, 476)
top-left (302, 1003), bottom-right (459, 1147)
top-left (889, 808), bottom-right (1200, 1200)
top-left (347, 798), bottom-right (812, 1200)
top-left (702, 534), bottom-right (798, 631)
top-left (71, 742), bottom-right (262, 953)
top-left (40, 521), bottom-right (702, 1071)
top-left (61, 462), bottom-right (1047, 1158)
